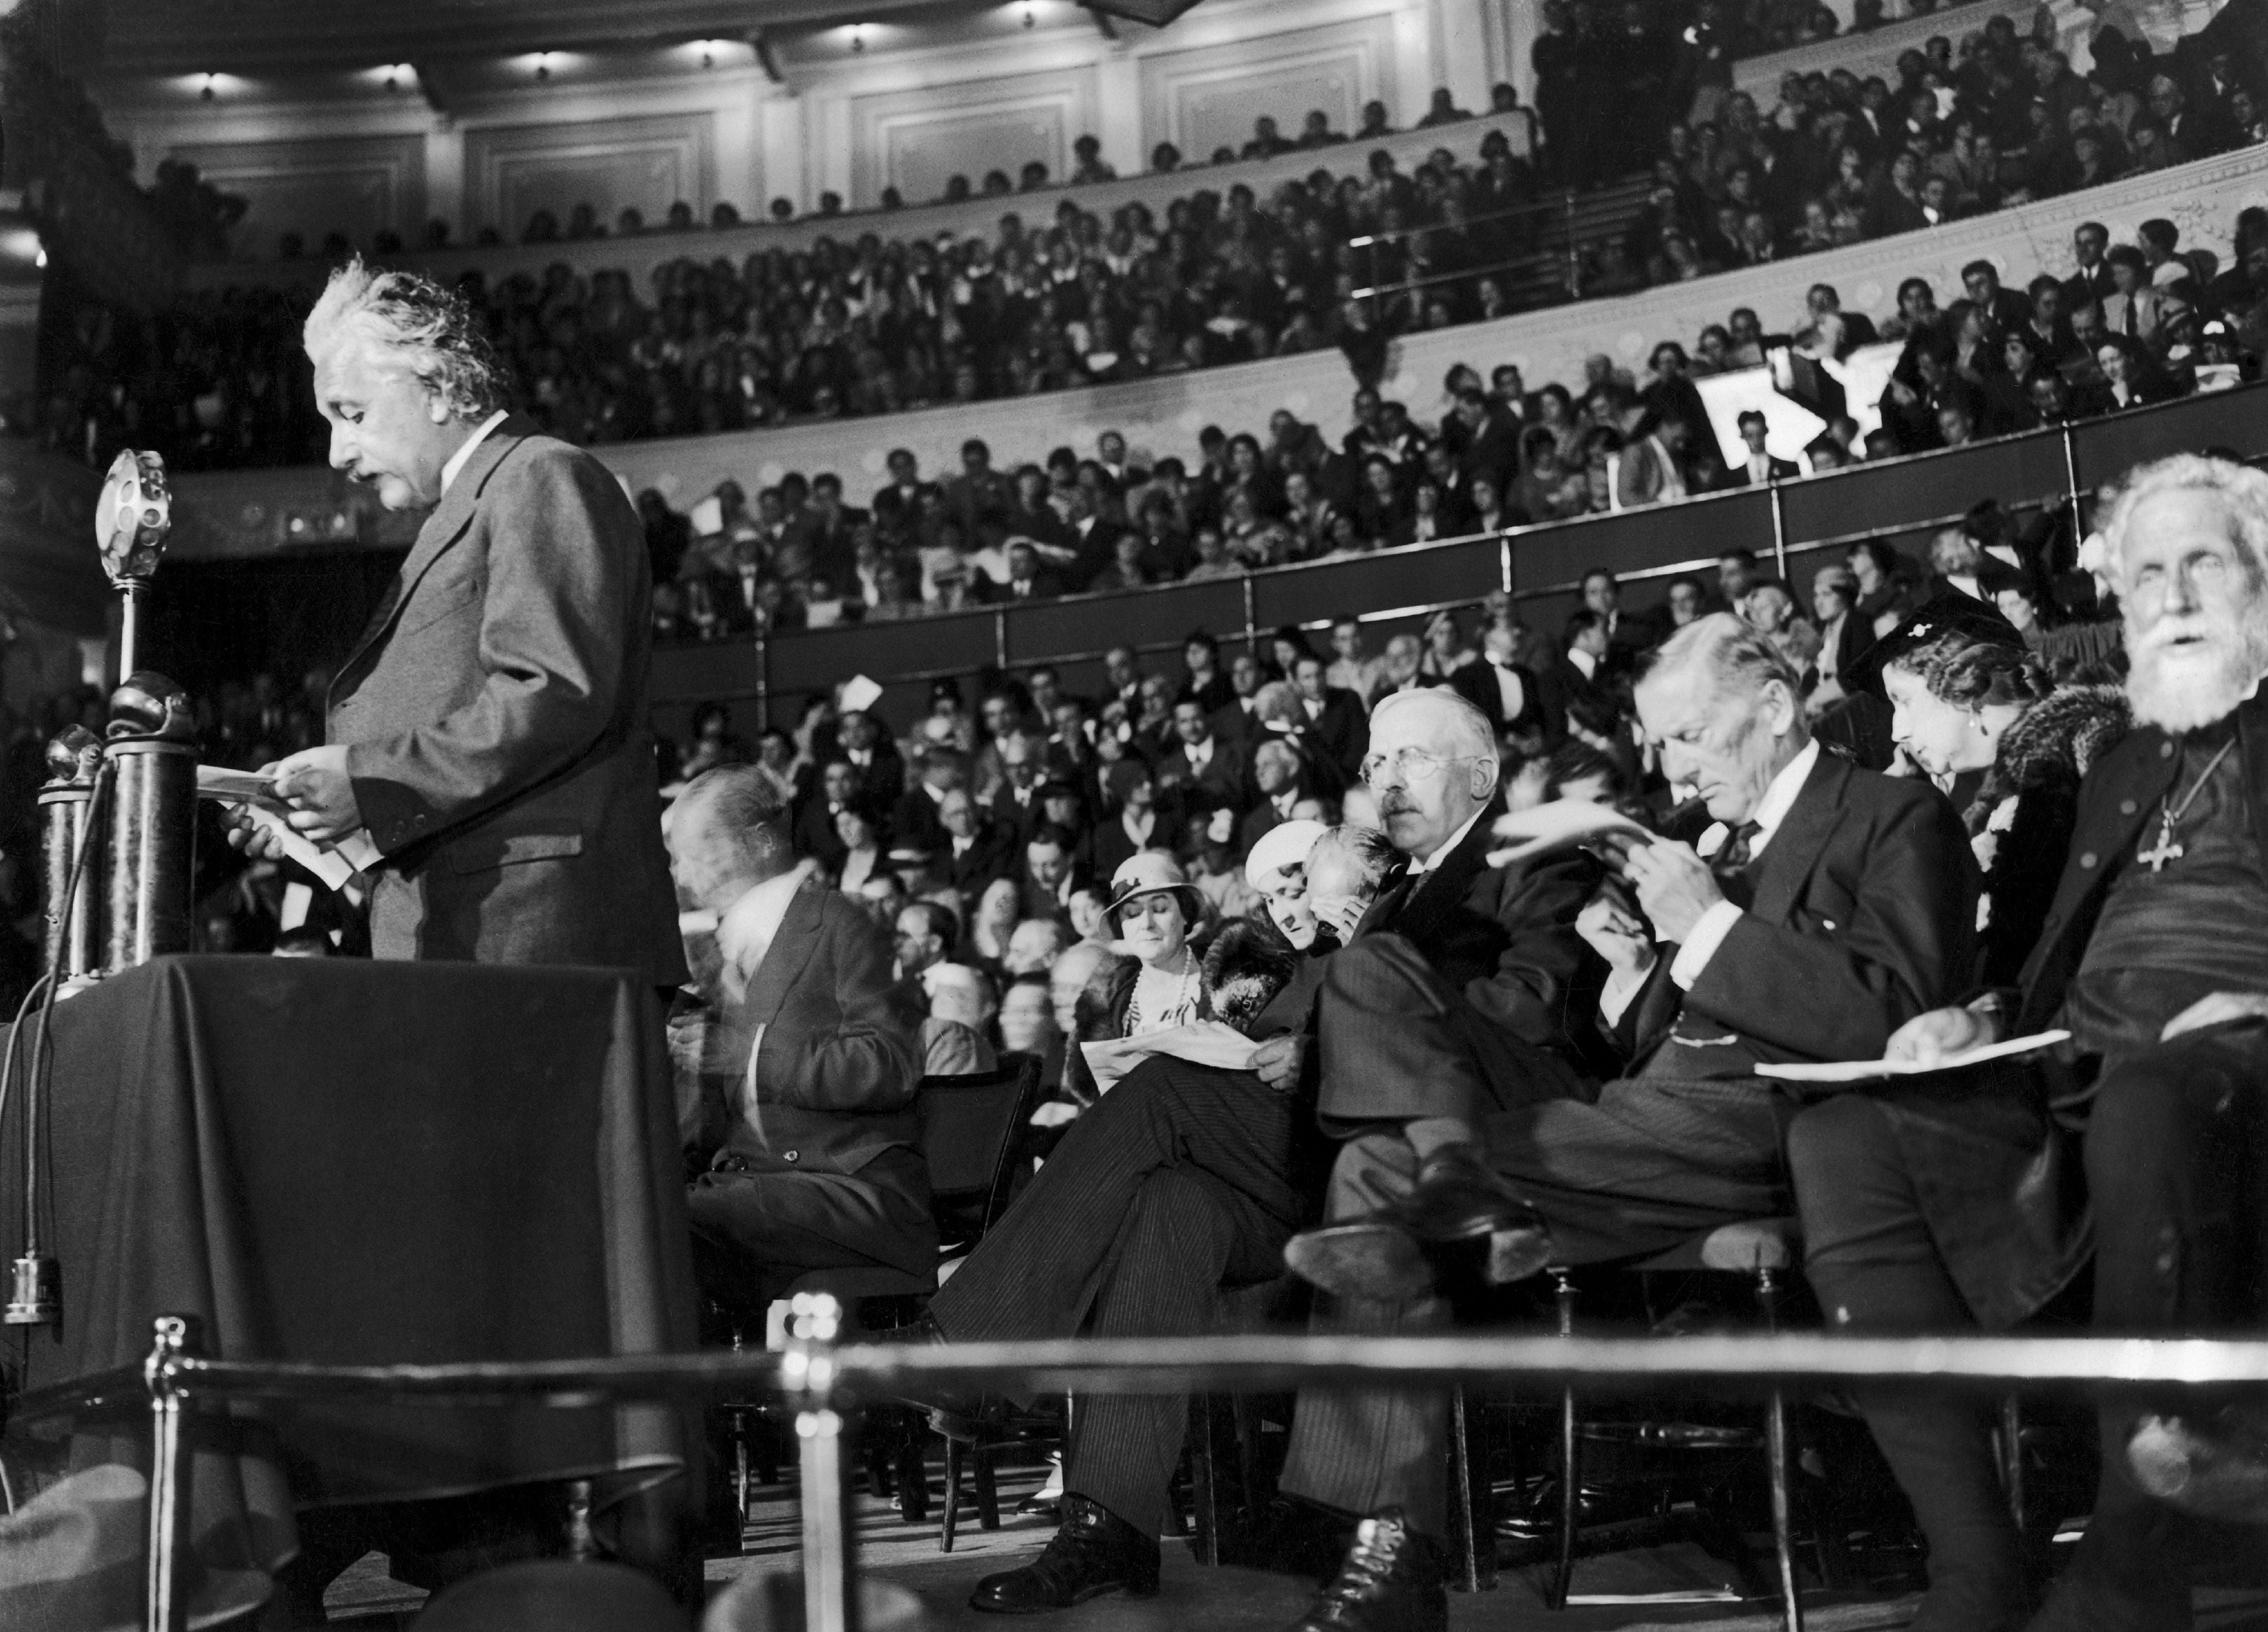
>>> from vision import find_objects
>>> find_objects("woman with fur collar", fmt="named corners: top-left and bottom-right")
top-left (1884, 629), bottom-right (2131, 986)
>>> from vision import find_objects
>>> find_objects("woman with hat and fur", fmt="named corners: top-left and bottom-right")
top-left (1884, 627), bottom-right (2129, 986)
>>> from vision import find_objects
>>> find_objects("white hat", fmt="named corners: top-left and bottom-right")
top-left (1245, 819), bottom-right (1328, 894)
top-left (1106, 851), bottom-right (1192, 913)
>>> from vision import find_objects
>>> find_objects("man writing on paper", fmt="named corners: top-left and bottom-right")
top-left (1269, 619), bottom-right (1979, 1632)
top-left (232, 260), bottom-right (681, 982)
top-left (1797, 455), bottom-right (2268, 1632)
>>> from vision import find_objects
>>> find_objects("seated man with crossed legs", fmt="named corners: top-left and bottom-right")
top-left (1271, 616), bottom-right (1978, 1632)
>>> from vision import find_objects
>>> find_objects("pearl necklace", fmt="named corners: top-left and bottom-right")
top-left (1127, 946), bottom-right (1200, 1033)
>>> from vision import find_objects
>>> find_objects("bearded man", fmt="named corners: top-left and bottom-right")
top-left (1788, 454), bottom-right (2268, 1632)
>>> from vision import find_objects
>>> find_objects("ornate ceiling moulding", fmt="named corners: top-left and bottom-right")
top-left (98, 0), bottom-right (956, 76)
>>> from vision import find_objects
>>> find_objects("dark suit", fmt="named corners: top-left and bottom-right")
top-left (889, 784), bottom-right (951, 854)
top-left (1530, 653), bottom-right (1610, 744)
top-left (1787, 699), bottom-right (2268, 1614)
top-left (330, 415), bottom-right (682, 984)
top-left (2061, 262), bottom-right (2117, 313)
top-left (942, 824), bottom-right (1014, 896)
top-left (1727, 454), bottom-right (1802, 486)
top-left (2007, 698), bottom-right (2268, 1599)
top-left (1280, 749), bottom-right (1977, 1538)
top-left (1090, 810), bottom-right (1186, 880)
top-left (975, 570), bottom-right (1068, 604)
top-left (1301, 689), bottom-right (1370, 783)
top-left (1164, 735), bottom-right (1249, 814)
top-left (680, 873), bottom-right (933, 1305)
top-left (988, 783), bottom-right (1046, 848)
top-left (929, 953), bottom-right (1335, 1536)
top-left (1448, 657), bottom-right (1552, 746)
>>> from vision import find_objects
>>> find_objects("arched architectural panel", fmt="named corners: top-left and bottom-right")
top-left (1137, 13), bottom-right (1399, 159)
top-left (465, 112), bottom-right (714, 241)
top-left (166, 134), bottom-right (425, 260)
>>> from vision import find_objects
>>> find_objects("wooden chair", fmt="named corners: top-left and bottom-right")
top-left (714, 1054), bottom-right (1046, 1539)
top-left (1540, 1219), bottom-right (1809, 1631)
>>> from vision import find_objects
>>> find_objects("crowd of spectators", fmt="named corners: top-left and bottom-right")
top-left (638, 425), bottom-right (2150, 1100)
top-left (21, 0), bottom-right (2259, 476)
top-left (631, 202), bottom-right (2264, 643)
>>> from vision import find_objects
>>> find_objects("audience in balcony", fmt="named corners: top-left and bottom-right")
top-left (24, 0), bottom-right (2258, 476)
top-left (602, 201), bottom-right (2255, 643)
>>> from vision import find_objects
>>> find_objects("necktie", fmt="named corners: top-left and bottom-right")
top-left (2122, 301), bottom-right (2137, 336)
top-left (1713, 821), bottom-right (1761, 873)
top-left (1711, 822), bottom-right (1763, 910)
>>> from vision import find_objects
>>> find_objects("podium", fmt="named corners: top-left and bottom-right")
top-left (0, 955), bottom-right (696, 1575)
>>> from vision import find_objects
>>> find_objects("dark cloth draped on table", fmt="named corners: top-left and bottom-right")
top-left (0, 956), bottom-right (696, 1575)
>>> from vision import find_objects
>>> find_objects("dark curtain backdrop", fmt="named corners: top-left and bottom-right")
top-left (141, 550), bottom-right (405, 692)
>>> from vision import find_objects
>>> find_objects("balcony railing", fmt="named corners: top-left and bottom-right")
top-left (646, 381), bottom-right (2268, 730)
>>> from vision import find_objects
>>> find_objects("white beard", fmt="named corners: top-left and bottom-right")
top-left (2124, 603), bottom-right (2268, 733)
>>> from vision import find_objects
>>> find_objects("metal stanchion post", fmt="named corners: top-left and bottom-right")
top-left (1768, 480), bottom-right (1790, 585)
top-left (1498, 532), bottom-right (1513, 598)
top-left (754, 626), bottom-right (770, 734)
top-left (2060, 421), bottom-right (2084, 530)
top-left (786, 1292), bottom-right (858, 1632)
top-left (144, 1314), bottom-right (198, 1632)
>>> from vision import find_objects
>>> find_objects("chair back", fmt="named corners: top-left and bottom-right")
top-left (915, 1052), bottom-right (1045, 1240)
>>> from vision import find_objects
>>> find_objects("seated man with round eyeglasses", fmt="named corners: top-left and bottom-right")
top-left (1273, 624), bottom-right (1977, 1632)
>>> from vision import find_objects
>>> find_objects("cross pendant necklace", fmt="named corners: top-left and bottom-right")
top-left (2139, 738), bottom-right (2238, 873)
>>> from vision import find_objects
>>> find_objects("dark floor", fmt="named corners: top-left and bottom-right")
top-left (320, 1453), bottom-right (2268, 1629)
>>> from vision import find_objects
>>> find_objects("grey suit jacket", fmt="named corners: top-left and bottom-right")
top-left (683, 874), bottom-right (927, 1178)
top-left (330, 415), bottom-right (684, 984)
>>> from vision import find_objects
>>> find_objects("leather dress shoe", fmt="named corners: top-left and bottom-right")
top-left (1284, 1222), bottom-right (1433, 1300)
top-left (968, 1493), bottom-right (1160, 1613)
top-left (2128, 1405), bottom-right (2268, 1524)
top-left (873, 1316), bottom-right (1001, 1440)
top-left (1282, 1508), bottom-right (1448, 1632)
top-left (1390, 1147), bottom-right (1532, 1243)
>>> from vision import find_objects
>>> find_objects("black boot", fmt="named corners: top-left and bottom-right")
top-left (2025, 1409), bottom-right (2193, 1632)
top-left (1811, 1260), bottom-right (2029, 1632)
top-left (968, 1493), bottom-right (1160, 1613)
top-left (873, 1314), bottom-right (1003, 1440)
top-left (1282, 1508), bottom-right (1448, 1632)
top-left (2126, 1401), bottom-right (2268, 1526)
top-left (1859, 1387), bottom-right (2030, 1632)
top-left (1388, 1147), bottom-right (1545, 1250)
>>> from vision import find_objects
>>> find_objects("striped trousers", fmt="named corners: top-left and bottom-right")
top-left (929, 1054), bottom-right (1327, 1535)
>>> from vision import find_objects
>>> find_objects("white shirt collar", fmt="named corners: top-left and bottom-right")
top-left (714, 864), bottom-right (811, 992)
top-left (439, 410), bottom-right (510, 498)
top-left (1187, 737), bottom-right (1213, 769)
top-left (1746, 739), bottom-right (1821, 856)
top-left (1415, 805), bottom-right (1487, 874)
top-left (1567, 647), bottom-right (1598, 681)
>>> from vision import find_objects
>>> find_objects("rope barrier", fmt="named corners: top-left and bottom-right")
top-left (10, 1311), bottom-right (2267, 1631)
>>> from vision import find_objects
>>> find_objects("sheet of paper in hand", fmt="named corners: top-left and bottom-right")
top-left (197, 765), bottom-right (285, 806)
top-left (1080, 1021), bottom-right (1263, 1093)
top-left (1487, 800), bottom-right (1654, 868)
top-left (1754, 1030), bottom-right (2071, 1084)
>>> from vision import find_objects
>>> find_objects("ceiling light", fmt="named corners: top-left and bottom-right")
top-left (850, 26), bottom-right (865, 51)
top-left (535, 52), bottom-right (552, 81)
top-left (200, 72), bottom-right (215, 101)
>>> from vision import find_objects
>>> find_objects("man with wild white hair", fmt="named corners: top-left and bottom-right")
top-left (1840, 454), bottom-right (2268, 1632)
top-left (234, 258), bottom-right (680, 980)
